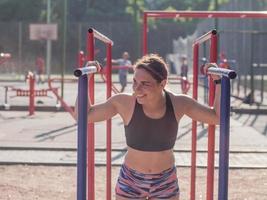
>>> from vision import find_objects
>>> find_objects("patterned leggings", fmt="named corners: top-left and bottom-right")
top-left (115, 164), bottom-right (179, 199)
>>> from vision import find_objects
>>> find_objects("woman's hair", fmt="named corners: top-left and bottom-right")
top-left (134, 54), bottom-right (168, 83)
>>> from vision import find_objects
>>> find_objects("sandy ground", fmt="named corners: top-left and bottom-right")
top-left (0, 165), bottom-right (266, 200)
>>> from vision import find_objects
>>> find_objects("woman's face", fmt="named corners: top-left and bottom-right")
top-left (132, 68), bottom-right (164, 104)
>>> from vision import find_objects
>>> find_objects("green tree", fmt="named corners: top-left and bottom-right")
top-left (0, 0), bottom-right (45, 21)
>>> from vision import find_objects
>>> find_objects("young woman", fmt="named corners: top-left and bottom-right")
top-left (75, 54), bottom-right (221, 200)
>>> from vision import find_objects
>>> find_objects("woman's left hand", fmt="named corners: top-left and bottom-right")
top-left (203, 63), bottom-right (221, 82)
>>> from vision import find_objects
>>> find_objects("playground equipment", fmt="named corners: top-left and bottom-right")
top-left (47, 78), bottom-right (76, 119)
top-left (75, 28), bottom-right (113, 200)
top-left (75, 27), bottom-right (237, 200)
top-left (3, 71), bottom-right (59, 115)
top-left (142, 10), bottom-right (267, 200)
top-left (143, 11), bottom-right (267, 108)
top-left (194, 29), bottom-right (237, 200)
top-left (192, 29), bottom-right (218, 200)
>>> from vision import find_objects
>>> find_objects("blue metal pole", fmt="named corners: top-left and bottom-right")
top-left (77, 74), bottom-right (88, 200)
top-left (218, 76), bottom-right (231, 200)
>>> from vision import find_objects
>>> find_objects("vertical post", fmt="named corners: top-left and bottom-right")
top-left (206, 31), bottom-right (217, 200)
top-left (46, 0), bottom-right (52, 79)
top-left (4, 87), bottom-right (8, 105)
top-left (143, 13), bottom-right (148, 55)
top-left (218, 77), bottom-right (231, 200)
top-left (77, 74), bottom-right (88, 200)
top-left (190, 43), bottom-right (199, 200)
top-left (61, 0), bottom-right (67, 98)
top-left (106, 43), bottom-right (112, 200)
top-left (29, 72), bottom-right (35, 116)
top-left (18, 22), bottom-right (22, 75)
top-left (249, 33), bottom-right (255, 104)
top-left (87, 29), bottom-right (95, 200)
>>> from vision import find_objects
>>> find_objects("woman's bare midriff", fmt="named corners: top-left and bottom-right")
top-left (124, 146), bottom-right (175, 174)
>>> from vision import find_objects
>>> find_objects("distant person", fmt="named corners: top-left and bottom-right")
top-left (112, 52), bottom-right (132, 92)
top-left (180, 55), bottom-right (188, 78)
top-left (35, 56), bottom-right (45, 84)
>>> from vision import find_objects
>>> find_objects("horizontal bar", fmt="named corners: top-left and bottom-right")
top-left (194, 30), bottom-right (217, 45)
top-left (207, 67), bottom-right (237, 79)
top-left (74, 66), bottom-right (97, 77)
top-left (144, 11), bottom-right (267, 19)
top-left (88, 28), bottom-right (114, 45)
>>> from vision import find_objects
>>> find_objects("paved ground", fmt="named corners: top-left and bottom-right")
top-left (0, 75), bottom-right (266, 169)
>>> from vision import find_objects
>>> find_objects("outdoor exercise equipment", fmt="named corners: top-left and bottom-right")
top-left (3, 71), bottom-right (59, 115)
top-left (75, 28), bottom-right (113, 200)
top-left (143, 10), bottom-right (266, 200)
top-left (193, 29), bottom-right (237, 200)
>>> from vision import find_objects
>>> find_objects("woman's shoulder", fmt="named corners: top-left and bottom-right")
top-left (165, 90), bottom-right (193, 107)
top-left (111, 93), bottom-right (135, 107)
top-left (111, 93), bottom-right (136, 121)
top-left (166, 90), bottom-right (190, 100)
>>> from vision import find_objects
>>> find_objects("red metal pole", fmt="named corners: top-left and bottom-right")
top-left (190, 43), bottom-right (199, 200)
top-left (206, 33), bottom-right (218, 200)
top-left (28, 72), bottom-right (35, 116)
top-left (143, 13), bottom-right (148, 55)
top-left (106, 43), bottom-right (112, 200)
top-left (87, 29), bottom-right (95, 200)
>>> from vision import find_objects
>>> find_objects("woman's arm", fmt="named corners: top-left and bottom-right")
top-left (74, 94), bottom-right (123, 123)
top-left (179, 63), bottom-right (221, 124)
top-left (180, 85), bottom-right (220, 125)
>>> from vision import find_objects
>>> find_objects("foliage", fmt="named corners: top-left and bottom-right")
top-left (0, 0), bottom-right (45, 21)
top-left (1, 0), bottom-right (267, 23)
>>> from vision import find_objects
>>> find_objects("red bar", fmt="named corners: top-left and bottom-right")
top-left (28, 72), bottom-right (35, 116)
top-left (47, 79), bottom-right (76, 119)
top-left (206, 33), bottom-right (218, 200)
top-left (190, 44), bottom-right (199, 200)
top-left (88, 28), bottom-right (113, 45)
top-left (87, 30), bottom-right (95, 200)
top-left (86, 28), bottom-right (114, 200)
top-left (145, 10), bottom-right (267, 19)
top-left (194, 30), bottom-right (217, 45)
top-left (143, 11), bottom-right (267, 55)
top-left (106, 43), bottom-right (112, 200)
top-left (143, 13), bottom-right (148, 55)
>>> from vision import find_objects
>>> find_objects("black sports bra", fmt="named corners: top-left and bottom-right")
top-left (124, 91), bottom-right (178, 151)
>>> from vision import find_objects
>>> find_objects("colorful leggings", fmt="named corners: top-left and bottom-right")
top-left (115, 164), bottom-right (179, 199)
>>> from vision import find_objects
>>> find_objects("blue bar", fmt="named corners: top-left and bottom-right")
top-left (77, 74), bottom-right (88, 200)
top-left (218, 76), bottom-right (231, 200)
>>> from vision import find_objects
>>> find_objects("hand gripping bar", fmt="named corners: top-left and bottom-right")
top-left (74, 61), bottom-right (101, 77)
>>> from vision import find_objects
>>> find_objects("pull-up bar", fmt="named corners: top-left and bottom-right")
top-left (144, 10), bottom-right (267, 19)
top-left (143, 11), bottom-right (267, 55)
